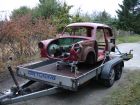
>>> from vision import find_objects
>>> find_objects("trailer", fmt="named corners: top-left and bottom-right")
top-left (0, 50), bottom-right (133, 105)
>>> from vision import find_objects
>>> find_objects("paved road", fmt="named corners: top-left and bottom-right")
top-left (0, 43), bottom-right (140, 105)
top-left (117, 43), bottom-right (140, 70)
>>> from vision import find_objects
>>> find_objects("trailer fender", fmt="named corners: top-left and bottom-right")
top-left (101, 57), bottom-right (124, 79)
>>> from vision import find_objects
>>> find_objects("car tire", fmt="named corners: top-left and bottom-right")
top-left (86, 52), bottom-right (96, 65)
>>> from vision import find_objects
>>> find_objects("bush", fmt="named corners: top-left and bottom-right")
top-left (0, 14), bottom-right (56, 62)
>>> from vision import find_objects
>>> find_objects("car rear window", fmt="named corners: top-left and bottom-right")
top-left (63, 26), bottom-right (93, 37)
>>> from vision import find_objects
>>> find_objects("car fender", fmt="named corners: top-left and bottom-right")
top-left (39, 39), bottom-right (53, 49)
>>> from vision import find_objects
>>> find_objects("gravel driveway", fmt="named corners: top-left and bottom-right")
top-left (0, 43), bottom-right (140, 105)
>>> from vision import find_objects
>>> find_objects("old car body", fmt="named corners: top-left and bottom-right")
top-left (38, 22), bottom-right (115, 65)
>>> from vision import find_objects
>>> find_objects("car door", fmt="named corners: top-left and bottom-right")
top-left (96, 27), bottom-right (107, 61)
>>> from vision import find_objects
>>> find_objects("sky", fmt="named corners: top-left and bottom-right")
top-left (0, 0), bottom-right (123, 20)
top-left (64, 0), bottom-right (123, 17)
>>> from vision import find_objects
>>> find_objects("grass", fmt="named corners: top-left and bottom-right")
top-left (116, 35), bottom-right (140, 44)
top-left (103, 71), bottom-right (140, 105)
top-left (0, 52), bottom-right (42, 72)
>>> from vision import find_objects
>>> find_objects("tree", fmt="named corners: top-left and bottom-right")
top-left (117, 0), bottom-right (140, 34)
top-left (52, 2), bottom-right (72, 32)
top-left (34, 0), bottom-right (60, 18)
top-left (92, 10), bottom-right (112, 24)
top-left (11, 6), bottom-right (32, 19)
top-left (71, 8), bottom-right (85, 23)
top-left (32, 0), bottom-right (72, 32)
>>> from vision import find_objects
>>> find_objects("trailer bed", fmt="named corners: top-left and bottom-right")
top-left (17, 59), bottom-right (103, 91)
top-left (34, 62), bottom-right (100, 78)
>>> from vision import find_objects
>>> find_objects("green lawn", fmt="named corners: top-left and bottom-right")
top-left (116, 35), bottom-right (140, 44)
top-left (103, 71), bottom-right (140, 105)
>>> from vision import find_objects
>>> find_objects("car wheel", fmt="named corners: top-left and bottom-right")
top-left (86, 52), bottom-right (96, 65)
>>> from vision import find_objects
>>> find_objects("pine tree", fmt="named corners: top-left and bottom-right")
top-left (117, 0), bottom-right (140, 34)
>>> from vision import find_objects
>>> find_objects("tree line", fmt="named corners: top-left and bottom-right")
top-left (10, 0), bottom-right (140, 34)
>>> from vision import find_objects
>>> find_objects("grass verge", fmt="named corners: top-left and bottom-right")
top-left (0, 52), bottom-right (41, 72)
top-left (103, 71), bottom-right (140, 105)
top-left (116, 35), bottom-right (140, 44)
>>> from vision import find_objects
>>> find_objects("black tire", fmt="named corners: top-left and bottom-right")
top-left (86, 52), bottom-right (96, 65)
top-left (115, 64), bottom-right (123, 80)
top-left (104, 68), bottom-right (115, 87)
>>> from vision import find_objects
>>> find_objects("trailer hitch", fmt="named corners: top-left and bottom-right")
top-left (115, 46), bottom-right (133, 61)
top-left (121, 50), bottom-right (133, 61)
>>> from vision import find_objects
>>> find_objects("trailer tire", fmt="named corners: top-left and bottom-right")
top-left (115, 64), bottom-right (123, 80)
top-left (103, 68), bottom-right (115, 87)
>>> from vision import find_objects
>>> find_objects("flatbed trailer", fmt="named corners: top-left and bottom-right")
top-left (17, 59), bottom-right (104, 91)
top-left (0, 52), bottom-right (132, 105)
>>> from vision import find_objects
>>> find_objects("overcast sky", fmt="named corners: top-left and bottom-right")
top-left (0, 0), bottom-right (123, 19)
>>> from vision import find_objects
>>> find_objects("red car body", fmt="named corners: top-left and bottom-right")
top-left (38, 22), bottom-right (115, 64)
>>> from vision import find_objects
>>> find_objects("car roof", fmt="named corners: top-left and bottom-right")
top-left (67, 22), bottom-right (110, 28)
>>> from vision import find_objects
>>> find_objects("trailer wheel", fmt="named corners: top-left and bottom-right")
top-left (115, 64), bottom-right (123, 80)
top-left (104, 68), bottom-right (115, 87)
